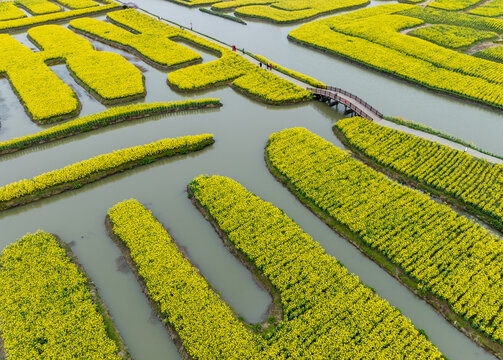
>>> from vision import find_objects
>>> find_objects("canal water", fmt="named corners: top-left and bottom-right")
top-left (0, 2), bottom-right (501, 359)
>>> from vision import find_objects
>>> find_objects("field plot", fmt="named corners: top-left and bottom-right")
top-left (0, 134), bottom-right (214, 211)
top-left (427, 0), bottom-right (484, 11)
top-left (0, 232), bottom-right (129, 360)
top-left (266, 127), bottom-right (503, 350)
top-left (469, 0), bottom-right (503, 17)
top-left (164, 0), bottom-right (369, 23)
top-left (0, 2), bottom-right (26, 21)
top-left (0, 24), bottom-right (146, 123)
top-left (408, 24), bottom-right (498, 49)
top-left (0, 33), bottom-right (80, 123)
top-left (108, 180), bottom-right (442, 359)
top-left (335, 116), bottom-right (503, 232)
top-left (0, 1), bottom-right (120, 32)
top-left (14, 0), bottom-right (61, 15)
top-left (29, 25), bottom-right (145, 104)
top-left (72, 9), bottom-right (311, 104)
top-left (0, 99), bottom-right (221, 155)
top-left (289, 4), bottom-right (503, 110)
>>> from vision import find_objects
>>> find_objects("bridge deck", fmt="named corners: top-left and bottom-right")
top-left (308, 87), bottom-right (383, 122)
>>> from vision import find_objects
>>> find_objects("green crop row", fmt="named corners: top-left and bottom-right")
top-left (409, 24), bottom-right (497, 49)
top-left (0, 134), bottom-right (214, 208)
top-left (0, 99), bottom-right (221, 155)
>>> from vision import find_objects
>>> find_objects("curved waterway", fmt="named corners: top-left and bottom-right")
top-left (0, 3), bottom-right (500, 359)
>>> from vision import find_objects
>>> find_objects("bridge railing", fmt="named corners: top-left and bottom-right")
top-left (326, 86), bottom-right (383, 118)
top-left (310, 86), bottom-right (383, 118)
top-left (307, 88), bottom-right (376, 121)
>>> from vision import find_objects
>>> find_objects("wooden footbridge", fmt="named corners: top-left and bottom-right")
top-left (308, 86), bottom-right (383, 122)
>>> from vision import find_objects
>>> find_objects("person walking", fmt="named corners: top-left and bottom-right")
top-left (259, 62), bottom-right (262, 68)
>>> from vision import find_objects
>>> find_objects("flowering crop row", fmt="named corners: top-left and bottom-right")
top-left (409, 24), bottom-right (497, 49)
top-left (78, 10), bottom-right (311, 104)
top-left (210, 0), bottom-right (270, 10)
top-left (475, 45), bottom-right (503, 62)
top-left (398, 6), bottom-right (503, 32)
top-left (70, 17), bottom-right (202, 69)
top-left (233, 0), bottom-right (369, 23)
top-left (469, 0), bottom-right (503, 17)
top-left (108, 199), bottom-right (261, 360)
top-left (266, 127), bottom-right (503, 342)
top-left (167, 0), bottom-right (219, 6)
top-left (109, 181), bottom-right (442, 359)
top-left (0, 33), bottom-right (79, 122)
top-left (54, 0), bottom-right (99, 10)
top-left (289, 4), bottom-right (503, 109)
top-left (336, 116), bottom-right (503, 231)
top-left (0, 23), bottom-right (146, 122)
top-left (29, 24), bottom-right (145, 104)
top-left (0, 133), bottom-right (214, 208)
top-left (427, 0), bottom-right (484, 11)
top-left (209, 0), bottom-right (368, 23)
top-left (253, 54), bottom-right (326, 88)
top-left (0, 232), bottom-right (123, 360)
top-left (0, 2), bottom-right (26, 20)
top-left (0, 1), bottom-right (120, 32)
top-left (15, 0), bottom-right (61, 15)
top-left (0, 99), bottom-right (221, 155)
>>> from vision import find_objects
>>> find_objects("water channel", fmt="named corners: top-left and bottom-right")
top-left (0, 1), bottom-right (501, 359)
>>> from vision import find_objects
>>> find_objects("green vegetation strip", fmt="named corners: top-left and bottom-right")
top-left (0, 232), bottom-right (130, 359)
top-left (427, 0), bottom-right (485, 11)
top-left (408, 24), bottom-right (498, 50)
top-left (0, 133), bottom-right (214, 211)
top-left (199, 8), bottom-right (247, 24)
top-left (251, 54), bottom-right (326, 88)
top-left (398, 6), bottom-right (503, 32)
top-left (383, 115), bottom-right (503, 161)
top-left (335, 116), bottom-right (503, 232)
top-left (469, 0), bottom-right (503, 17)
top-left (266, 127), bottom-right (503, 357)
top-left (108, 179), bottom-right (442, 359)
top-left (0, 2), bottom-right (120, 32)
top-left (0, 99), bottom-right (221, 155)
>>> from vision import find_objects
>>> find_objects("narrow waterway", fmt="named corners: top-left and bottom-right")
top-left (0, 3), bottom-right (500, 360)
top-left (135, 0), bottom-right (503, 156)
